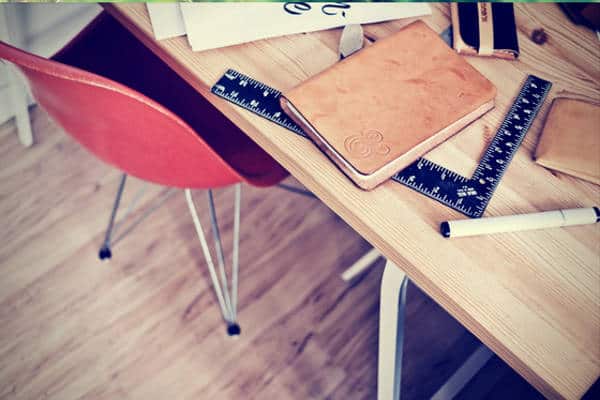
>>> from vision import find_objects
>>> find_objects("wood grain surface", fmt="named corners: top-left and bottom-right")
top-left (0, 107), bottom-right (546, 399)
top-left (104, 3), bottom-right (599, 398)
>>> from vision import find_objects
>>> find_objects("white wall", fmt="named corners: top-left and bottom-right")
top-left (0, 3), bottom-right (101, 126)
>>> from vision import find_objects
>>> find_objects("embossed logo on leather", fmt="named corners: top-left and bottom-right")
top-left (344, 130), bottom-right (391, 159)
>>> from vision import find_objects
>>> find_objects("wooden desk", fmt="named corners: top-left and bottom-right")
top-left (105, 4), bottom-right (600, 399)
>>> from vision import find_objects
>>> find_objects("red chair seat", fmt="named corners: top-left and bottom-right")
top-left (1, 12), bottom-right (288, 188)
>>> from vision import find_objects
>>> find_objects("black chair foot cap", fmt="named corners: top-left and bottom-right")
top-left (98, 247), bottom-right (112, 260)
top-left (227, 323), bottom-right (241, 336)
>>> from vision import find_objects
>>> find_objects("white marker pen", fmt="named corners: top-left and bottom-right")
top-left (441, 207), bottom-right (600, 238)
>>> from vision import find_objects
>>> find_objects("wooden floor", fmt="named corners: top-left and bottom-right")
top-left (0, 108), bottom-right (545, 399)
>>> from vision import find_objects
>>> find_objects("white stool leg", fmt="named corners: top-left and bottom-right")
top-left (0, 4), bottom-right (33, 147)
top-left (5, 65), bottom-right (33, 147)
top-left (378, 259), bottom-right (408, 400)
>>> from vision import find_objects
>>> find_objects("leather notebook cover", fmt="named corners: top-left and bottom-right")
top-left (534, 98), bottom-right (600, 185)
top-left (451, 3), bottom-right (519, 60)
top-left (280, 21), bottom-right (496, 190)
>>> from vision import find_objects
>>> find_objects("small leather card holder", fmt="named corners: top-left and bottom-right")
top-left (451, 2), bottom-right (519, 60)
top-left (534, 98), bottom-right (600, 186)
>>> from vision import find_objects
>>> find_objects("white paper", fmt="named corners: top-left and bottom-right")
top-left (180, 3), bottom-right (431, 52)
top-left (147, 3), bottom-right (186, 40)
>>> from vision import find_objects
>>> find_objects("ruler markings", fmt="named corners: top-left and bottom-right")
top-left (211, 69), bottom-right (550, 218)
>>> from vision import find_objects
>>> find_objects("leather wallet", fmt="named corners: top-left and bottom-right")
top-left (451, 3), bottom-right (519, 60)
top-left (280, 21), bottom-right (496, 190)
top-left (534, 98), bottom-right (600, 185)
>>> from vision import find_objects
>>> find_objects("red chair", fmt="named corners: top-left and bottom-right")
top-left (0, 12), bottom-right (288, 335)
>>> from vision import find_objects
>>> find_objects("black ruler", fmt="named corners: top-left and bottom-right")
top-left (212, 70), bottom-right (307, 138)
top-left (212, 69), bottom-right (551, 218)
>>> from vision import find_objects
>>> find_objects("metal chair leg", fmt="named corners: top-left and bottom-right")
top-left (231, 184), bottom-right (241, 323)
top-left (208, 185), bottom-right (242, 335)
top-left (275, 182), bottom-right (317, 199)
top-left (110, 188), bottom-right (175, 248)
top-left (98, 174), bottom-right (175, 260)
top-left (99, 173), bottom-right (127, 260)
top-left (207, 189), bottom-right (234, 322)
top-left (185, 187), bottom-right (243, 336)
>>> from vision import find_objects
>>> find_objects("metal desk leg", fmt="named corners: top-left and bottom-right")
top-left (430, 344), bottom-right (493, 400)
top-left (378, 259), bottom-right (408, 400)
top-left (377, 259), bottom-right (493, 400)
top-left (341, 247), bottom-right (382, 281)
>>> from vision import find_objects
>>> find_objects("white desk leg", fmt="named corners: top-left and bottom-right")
top-left (430, 344), bottom-right (494, 400)
top-left (378, 259), bottom-right (408, 400)
top-left (341, 247), bottom-right (382, 281)
top-left (0, 4), bottom-right (33, 147)
top-left (378, 260), bottom-right (493, 400)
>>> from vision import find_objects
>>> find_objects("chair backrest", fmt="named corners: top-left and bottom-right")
top-left (0, 40), bottom-right (244, 189)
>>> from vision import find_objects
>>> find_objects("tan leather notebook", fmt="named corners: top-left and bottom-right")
top-left (280, 21), bottom-right (496, 190)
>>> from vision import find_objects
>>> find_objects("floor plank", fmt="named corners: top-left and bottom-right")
top-left (0, 107), bottom-right (543, 399)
